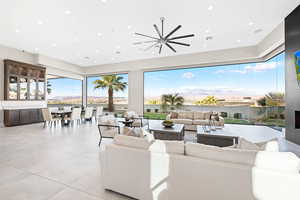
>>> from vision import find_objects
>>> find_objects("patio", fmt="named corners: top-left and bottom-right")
top-left (0, 121), bottom-right (299, 200)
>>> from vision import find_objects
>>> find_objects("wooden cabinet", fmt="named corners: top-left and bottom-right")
top-left (4, 60), bottom-right (46, 101)
top-left (4, 109), bottom-right (44, 127)
top-left (3, 60), bottom-right (46, 127)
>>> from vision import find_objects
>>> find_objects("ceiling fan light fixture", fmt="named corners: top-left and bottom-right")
top-left (134, 17), bottom-right (195, 54)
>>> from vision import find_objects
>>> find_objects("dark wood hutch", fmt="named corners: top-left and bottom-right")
top-left (3, 60), bottom-right (46, 126)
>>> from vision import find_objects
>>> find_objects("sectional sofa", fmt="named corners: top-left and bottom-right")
top-left (166, 111), bottom-right (224, 131)
top-left (100, 135), bottom-right (300, 200)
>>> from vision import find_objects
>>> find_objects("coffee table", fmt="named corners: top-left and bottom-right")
top-left (197, 125), bottom-right (239, 147)
top-left (149, 124), bottom-right (185, 141)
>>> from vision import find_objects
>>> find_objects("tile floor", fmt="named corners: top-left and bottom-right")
top-left (0, 121), bottom-right (299, 200)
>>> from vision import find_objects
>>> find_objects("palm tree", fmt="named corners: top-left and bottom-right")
top-left (93, 75), bottom-right (127, 112)
top-left (161, 93), bottom-right (184, 111)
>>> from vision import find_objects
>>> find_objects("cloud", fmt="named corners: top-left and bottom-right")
top-left (214, 70), bottom-right (226, 74)
top-left (217, 62), bottom-right (278, 74)
top-left (182, 72), bottom-right (195, 79)
top-left (245, 62), bottom-right (277, 72)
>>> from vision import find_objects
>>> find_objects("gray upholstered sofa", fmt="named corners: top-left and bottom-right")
top-left (166, 111), bottom-right (224, 131)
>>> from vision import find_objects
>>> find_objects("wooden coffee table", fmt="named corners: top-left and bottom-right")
top-left (197, 125), bottom-right (239, 147)
top-left (149, 124), bottom-right (185, 141)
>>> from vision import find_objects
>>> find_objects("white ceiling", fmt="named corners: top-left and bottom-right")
top-left (0, 0), bottom-right (299, 67)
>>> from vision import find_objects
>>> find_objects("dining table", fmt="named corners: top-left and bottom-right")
top-left (51, 110), bottom-right (72, 126)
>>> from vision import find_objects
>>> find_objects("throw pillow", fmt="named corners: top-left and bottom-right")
top-left (170, 112), bottom-right (178, 119)
top-left (237, 138), bottom-right (279, 152)
top-left (256, 138), bottom-right (279, 152)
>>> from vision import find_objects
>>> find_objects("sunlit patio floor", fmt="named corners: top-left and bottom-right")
top-left (0, 121), bottom-right (299, 200)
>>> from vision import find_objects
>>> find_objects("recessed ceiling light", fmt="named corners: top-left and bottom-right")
top-left (34, 48), bottom-right (39, 51)
top-left (97, 33), bottom-right (102, 37)
top-left (249, 22), bottom-right (254, 26)
top-left (237, 39), bottom-right (241, 43)
top-left (128, 25), bottom-right (132, 29)
top-left (111, 58), bottom-right (115, 60)
top-left (208, 5), bottom-right (214, 10)
top-left (205, 29), bottom-right (210, 33)
top-left (37, 20), bottom-right (43, 25)
top-left (51, 43), bottom-right (57, 47)
top-left (116, 45), bottom-right (121, 49)
top-left (102, 0), bottom-right (107, 3)
top-left (95, 49), bottom-right (100, 53)
top-left (65, 10), bottom-right (72, 15)
top-left (15, 29), bottom-right (20, 33)
top-left (206, 36), bottom-right (213, 40)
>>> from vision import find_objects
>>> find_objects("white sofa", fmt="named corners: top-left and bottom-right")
top-left (166, 111), bottom-right (224, 131)
top-left (100, 136), bottom-right (300, 200)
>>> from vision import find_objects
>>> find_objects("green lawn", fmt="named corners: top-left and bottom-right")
top-left (143, 112), bottom-right (285, 127)
top-left (144, 112), bottom-right (167, 120)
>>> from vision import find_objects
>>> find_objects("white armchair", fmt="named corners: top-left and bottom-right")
top-left (98, 115), bottom-right (120, 146)
top-left (124, 111), bottom-right (149, 129)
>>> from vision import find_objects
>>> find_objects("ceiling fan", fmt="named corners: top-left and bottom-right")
top-left (134, 17), bottom-right (195, 54)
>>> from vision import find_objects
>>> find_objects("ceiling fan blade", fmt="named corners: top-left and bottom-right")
top-left (161, 18), bottom-right (164, 37)
top-left (133, 40), bottom-right (158, 45)
top-left (165, 25), bottom-right (182, 39)
top-left (154, 24), bottom-right (162, 39)
top-left (168, 41), bottom-right (190, 46)
top-left (135, 33), bottom-right (160, 40)
top-left (144, 42), bottom-right (159, 51)
top-left (168, 34), bottom-right (195, 40)
top-left (165, 43), bottom-right (177, 53)
top-left (159, 44), bottom-right (163, 54)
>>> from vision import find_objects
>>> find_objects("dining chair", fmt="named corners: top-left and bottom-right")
top-left (95, 106), bottom-right (104, 121)
top-left (41, 108), bottom-right (61, 128)
top-left (63, 106), bottom-right (72, 112)
top-left (65, 107), bottom-right (82, 125)
top-left (84, 107), bottom-right (94, 122)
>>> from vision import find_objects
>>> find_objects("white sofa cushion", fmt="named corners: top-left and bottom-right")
top-left (113, 134), bottom-right (154, 150)
top-left (186, 142), bottom-right (300, 173)
top-left (237, 138), bottom-right (279, 152)
top-left (193, 119), bottom-right (210, 125)
top-left (149, 140), bottom-right (185, 155)
top-left (178, 112), bottom-right (194, 120)
top-left (253, 151), bottom-right (300, 174)
top-left (186, 142), bottom-right (257, 166)
top-left (193, 112), bottom-right (205, 120)
top-left (172, 119), bottom-right (193, 125)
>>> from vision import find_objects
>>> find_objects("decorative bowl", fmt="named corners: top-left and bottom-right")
top-left (162, 120), bottom-right (174, 128)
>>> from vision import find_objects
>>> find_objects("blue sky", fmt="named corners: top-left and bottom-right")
top-left (144, 53), bottom-right (285, 98)
top-left (48, 78), bottom-right (82, 98)
top-left (49, 53), bottom-right (285, 98)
